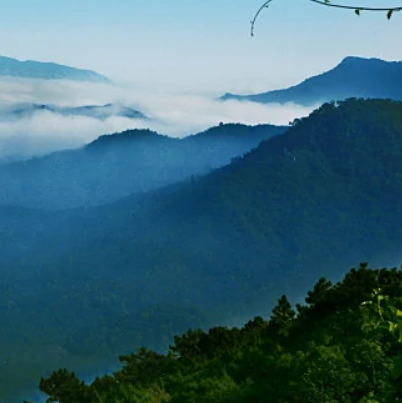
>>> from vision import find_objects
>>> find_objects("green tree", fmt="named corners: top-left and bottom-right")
top-left (38, 369), bottom-right (91, 403)
top-left (269, 294), bottom-right (296, 337)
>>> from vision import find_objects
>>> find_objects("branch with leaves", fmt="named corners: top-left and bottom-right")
top-left (251, 0), bottom-right (402, 36)
top-left (362, 288), bottom-right (402, 381)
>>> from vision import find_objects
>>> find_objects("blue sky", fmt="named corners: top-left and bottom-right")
top-left (0, 0), bottom-right (401, 93)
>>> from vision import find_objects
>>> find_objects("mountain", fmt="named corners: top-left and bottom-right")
top-left (0, 102), bottom-right (147, 121)
top-left (0, 123), bottom-right (285, 209)
top-left (220, 56), bottom-right (402, 106)
top-left (0, 55), bottom-right (109, 82)
top-left (3, 98), bottom-right (402, 402)
top-left (40, 98), bottom-right (402, 323)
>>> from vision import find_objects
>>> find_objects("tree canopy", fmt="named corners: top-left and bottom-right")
top-left (24, 263), bottom-right (402, 403)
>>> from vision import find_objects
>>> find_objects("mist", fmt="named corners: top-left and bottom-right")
top-left (0, 77), bottom-right (316, 161)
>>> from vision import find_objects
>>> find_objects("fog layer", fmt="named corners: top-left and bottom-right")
top-left (0, 77), bottom-right (315, 161)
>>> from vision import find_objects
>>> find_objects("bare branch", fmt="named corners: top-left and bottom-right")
top-left (251, 0), bottom-right (402, 36)
top-left (250, 0), bottom-right (274, 37)
top-left (309, 0), bottom-right (402, 12)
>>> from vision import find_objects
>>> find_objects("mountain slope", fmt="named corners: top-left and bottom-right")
top-left (67, 98), bottom-right (402, 314)
top-left (2, 98), bottom-right (402, 401)
top-left (2, 98), bottom-right (402, 338)
top-left (0, 55), bottom-right (109, 82)
top-left (220, 56), bottom-right (402, 105)
top-left (0, 123), bottom-right (285, 209)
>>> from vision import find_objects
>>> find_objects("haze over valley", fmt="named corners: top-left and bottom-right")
top-left (0, 75), bottom-right (313, 163)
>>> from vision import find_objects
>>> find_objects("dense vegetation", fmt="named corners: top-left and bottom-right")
top-left (26, 263), bottom-right (402, 403)
top-left (2, 98), bottom-right (402, 401)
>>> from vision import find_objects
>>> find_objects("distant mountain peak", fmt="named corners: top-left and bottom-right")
top-left (0, 102), bottom-right (147, 121)
top-left (340, 55), bottom-right (385, 64)
top-left (220, 56), bottom-right (402, 106)
top-left (340, 55), bottom-right (370, 63)
top-left (336, 56), bottom-right (399, 69)
top-left (0, 55), bottom-right (110, 82)
top-left (87, 128), bottom-right (168, 149)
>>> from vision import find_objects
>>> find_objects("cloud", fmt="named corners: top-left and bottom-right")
top-left (0, 77), bottom-right (317, 162)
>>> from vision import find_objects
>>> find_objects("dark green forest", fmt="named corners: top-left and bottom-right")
top-left (26, 263), bottom-right (402, 403)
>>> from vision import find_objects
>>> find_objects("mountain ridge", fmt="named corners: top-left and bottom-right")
top-left (0, 123), bottom-right (286, 209)
top-left (0, 55), bottom-right (110, 82)
top-left (0, 102), bottom-right (147, 121)
top-left (220, 56), bottom-right (402, 105)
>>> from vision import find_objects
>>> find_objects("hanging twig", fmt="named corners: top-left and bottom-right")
top-left (250, 0), bottom-right (274, 37)
top-left (251, 0), bottom-right (402, 36)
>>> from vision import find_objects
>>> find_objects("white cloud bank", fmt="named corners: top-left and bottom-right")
top-left (0, 77), bottom-right (317, 162)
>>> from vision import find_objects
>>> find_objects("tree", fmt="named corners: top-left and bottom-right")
top-left (251, 0), bottom-right (402, 36)
top-left (37, 369), bottom-right (91, 403)
top-left (361, 286), bottom-right (402, 400)
top-left (269, 295), bottom-right (296, 337)
top-left (27, 264), bottom-right (402, 403)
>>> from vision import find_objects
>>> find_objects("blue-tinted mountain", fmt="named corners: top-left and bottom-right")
top-left (0, 123), bottom-right (285, 209)
top-left (220, 56), bottom-right (402, 106)
top-left (2, 98), bottom-right (402, 401)
top-left (0, 55), bottom-right (109, 82)
top-left (0, 102), bottom-right (147, 121)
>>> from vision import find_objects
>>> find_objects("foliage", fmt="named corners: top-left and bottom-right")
top-left (26, 264), bottom-right (402, 403)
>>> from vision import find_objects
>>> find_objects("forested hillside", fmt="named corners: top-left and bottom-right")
top-left (27, 263), bottom-right (402, 403)
top-left (3, 98), bottom-right (402, 402)
top-left (0, 123), bottom-right (284, 209)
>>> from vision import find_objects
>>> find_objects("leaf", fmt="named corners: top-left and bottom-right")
top-left (388, 321), bottom-right (397, 333)
top-left (388, 306), bottom-right (402, 318)
top-left (355, 9), bottom-right (360, 16)
top-left (387, 9), bottom-right (393, 19)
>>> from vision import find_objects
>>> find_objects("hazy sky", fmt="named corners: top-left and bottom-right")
top-left (0, 0), bottom-right (401, 94)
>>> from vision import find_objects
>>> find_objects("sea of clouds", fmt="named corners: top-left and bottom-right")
top-left (0, 77), bottom-right (317, 162)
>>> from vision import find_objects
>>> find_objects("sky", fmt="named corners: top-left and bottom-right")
top-left (0, 0), bottom-right (401, 94)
